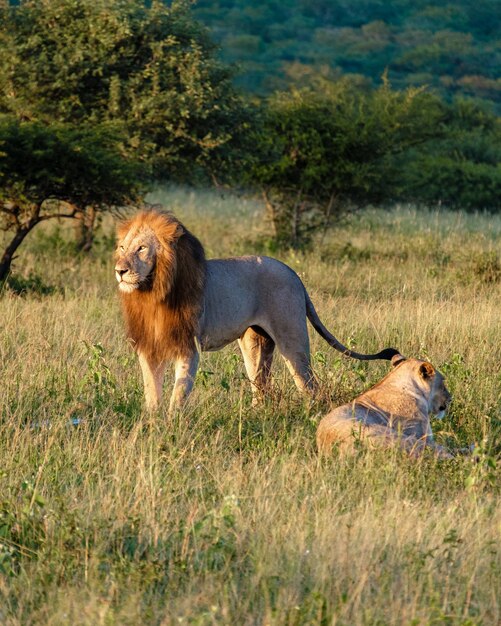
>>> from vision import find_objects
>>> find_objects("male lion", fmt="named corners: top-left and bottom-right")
top-left (114, 210), bottom-right (398, 412)
top-left (316, 354), bottom-right (453, 458)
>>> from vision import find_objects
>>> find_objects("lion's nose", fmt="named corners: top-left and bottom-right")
top-left (116, 267), bottom-right (128, 277)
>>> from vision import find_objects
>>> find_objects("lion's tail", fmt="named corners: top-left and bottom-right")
top-left (305, 291), bottom-right (399, 361)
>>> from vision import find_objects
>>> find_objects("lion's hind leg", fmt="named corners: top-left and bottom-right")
top-left (274, 326), bottom-right (317, 395)
top-left (238, 326), bottom-right (275, 405)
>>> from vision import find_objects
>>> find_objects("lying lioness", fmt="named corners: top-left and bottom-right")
top-left (317, 354), bottom-right (453, 458)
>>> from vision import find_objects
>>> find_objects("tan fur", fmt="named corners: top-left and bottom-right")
top-left (115, 209), bottom-right (398, 413)
top-left (317, 356), bottom-right (453, 458)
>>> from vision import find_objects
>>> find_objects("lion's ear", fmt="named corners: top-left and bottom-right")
top-left (172, 223), bottom-right (184, 241)
top-left (419, 362), bottom-right (435, 379)
top-left (391, 353), bottom-right (406, 367)
top-left (157, 220), bottom-right (184, 249)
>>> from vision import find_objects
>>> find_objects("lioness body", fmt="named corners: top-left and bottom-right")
top-left (317, 357), bottom-right (453, 458)
top-left (115, 210), bottom-right (398, 412)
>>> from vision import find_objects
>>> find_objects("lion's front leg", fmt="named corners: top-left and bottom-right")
top-left (138, 352), bottom-right (167, 411)
top-left (168, 352), bottom-right (200, 414)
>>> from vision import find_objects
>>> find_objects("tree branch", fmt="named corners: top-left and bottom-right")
top-left (38, 211), bottom-right (78, 222)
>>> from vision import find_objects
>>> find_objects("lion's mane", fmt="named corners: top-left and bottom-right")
top-left (117, 211), bottom-right (206, 364)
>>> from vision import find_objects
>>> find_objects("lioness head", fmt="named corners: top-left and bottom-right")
top-left (420, 362), bottom-right (451, 419)
top-left (114, 211), bottom-right (183, 295)
top-left (392, 355), bottom-right (452, 419)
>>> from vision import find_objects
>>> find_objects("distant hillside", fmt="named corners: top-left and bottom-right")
top-left (193, 0), bottom-right (501, 109)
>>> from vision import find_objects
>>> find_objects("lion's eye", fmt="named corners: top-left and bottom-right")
top-left (138, 245), bottom-right (147, 253)
top-left (119, 245), bottom-right (125, 252)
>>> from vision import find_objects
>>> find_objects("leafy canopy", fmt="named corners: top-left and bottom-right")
top-left (0, 0), bottom-right (245, 181)
top-left (247, 80), bottom-right (446, 245)
top-left (0, 117), bottom-right (143, 211)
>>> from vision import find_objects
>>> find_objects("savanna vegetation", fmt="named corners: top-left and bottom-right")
top-left (1, 0), bottom-right (501, 275)
top-left (0, 1), bottom-right (500, 623)
top-left (0, 189), bottom-right (500, 624)
top-left (194, 0), bottom-right (501, 110)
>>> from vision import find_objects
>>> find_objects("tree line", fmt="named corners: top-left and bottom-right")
top-left (0, 0), bottom-right (500, 280)
top-left (193, 0), bottom-right (501, 111)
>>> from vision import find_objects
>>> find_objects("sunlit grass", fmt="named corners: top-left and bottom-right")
top-left (0, 188), bottom-right (499, 625)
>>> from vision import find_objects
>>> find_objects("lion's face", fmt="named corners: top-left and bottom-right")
top-left (391, 356), bottom-right (452, 419)
top-left (115, 226), bottom-right (160, 293)
top-left (415, 360), bottom-right (452, 419)
top-left (428, 369), bottom-right (452, 419)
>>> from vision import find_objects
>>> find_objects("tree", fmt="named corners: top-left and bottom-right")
top-left (397, 99), bottom-right (501, 211)
top-left (0, 0), bottom-right (247, 253)
top-left (246, 79), bottom-right (446, 246)
top-left (191, 0), bottom-right (501, 112)
top-left (0, 117), bottom-right (144, 281)
top-left (0, 0), bottom-right (244, 181)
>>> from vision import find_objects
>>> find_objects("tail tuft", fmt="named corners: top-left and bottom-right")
top-left (374, 348), bottom-right (401, 361)
top-left (305, 290), bottom-right (401, 362)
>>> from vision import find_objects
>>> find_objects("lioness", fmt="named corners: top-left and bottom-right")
top-left (114, 210), bottom-right (399, 412)
top-left (316, 354), bottom-right (453, 458)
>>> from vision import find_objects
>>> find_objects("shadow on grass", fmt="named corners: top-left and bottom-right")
top-left (1, 273), bottom-right (61, 297)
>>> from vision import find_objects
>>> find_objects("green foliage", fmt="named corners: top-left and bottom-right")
top-left (193, 0), bottom-right (501, 112)
top-left (78, 341), bottom-right (117, 408)
top-left (0, 476), bottom-right (47, 577)
top-left (177, 495), bottom-right (240, 574)
top-left (397, 99), bottom-right (501, 211)
top-left (0, 116), bottom-right (143, 209)
top-left (0, 115), bottom-right (144, 280)
top-left (1, 272), bottom-right (59, 297)
top-left (0, 0), bottom-right (246, 181)
top-left (247, 80), bottom-right (445, 245)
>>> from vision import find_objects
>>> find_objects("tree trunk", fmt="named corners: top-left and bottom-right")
top-left (0, 225), bottom-right (34, 282)
top-left (74, 206), bottom-right (97, 252)
top-left (320, 192), bottom-right (337, 244)
top-left (262, 189), bottom-right (279, 238)
top-left (291, 188), bottom-right (303, 248)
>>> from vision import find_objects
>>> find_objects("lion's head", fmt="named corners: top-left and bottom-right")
top-left (115, 210), bottom-right (186, 298)
top-left (391, 355), bottom-right (451, 419)
top-left (115, 210), bottom-right (206, 361)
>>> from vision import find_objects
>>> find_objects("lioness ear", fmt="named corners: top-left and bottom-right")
top-left (391, 353), bottom-right (406, 367)
top-left (419, 362), bottom-right (435, 379)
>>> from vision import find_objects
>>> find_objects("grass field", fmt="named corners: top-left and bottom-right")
top-left (0, 188), bottom-right (500, 625)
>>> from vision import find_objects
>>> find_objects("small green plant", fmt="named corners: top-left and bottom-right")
top-left (465, 443), bottom-right (498, 490)
top-left (196, 368), bottom-right (215, 388)
top-left (78, 341), bottom-right (116, 407)
top-left (172, 495), bottom-right (240, 578)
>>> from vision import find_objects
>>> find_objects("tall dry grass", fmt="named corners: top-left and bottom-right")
top-left (0, 188), bottom-right (499, 625)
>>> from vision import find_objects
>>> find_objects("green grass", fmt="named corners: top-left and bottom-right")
top-left (0, 189), bottom-right (500, 625)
